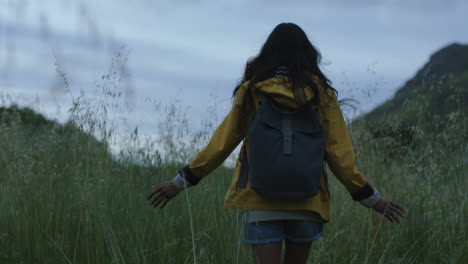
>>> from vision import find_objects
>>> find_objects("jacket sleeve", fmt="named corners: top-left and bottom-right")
top-left (321, 90), bottom-right (376, 201)
top-left (178, 82), bottom-right (253, 186)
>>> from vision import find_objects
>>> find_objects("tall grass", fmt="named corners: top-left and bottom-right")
top-left (0, 52), bottom-right (466, 263)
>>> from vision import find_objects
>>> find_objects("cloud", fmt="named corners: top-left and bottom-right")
top-left (2, 0), bottom-right (468, 151)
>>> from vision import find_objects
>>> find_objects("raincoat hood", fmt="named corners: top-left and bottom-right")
top-left (253, 77), bottom-right (316, 110)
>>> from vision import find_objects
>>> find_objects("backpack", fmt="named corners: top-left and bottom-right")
top-left (236, 93), bottom-right (325, 201)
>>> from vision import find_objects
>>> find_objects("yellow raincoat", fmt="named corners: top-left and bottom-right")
top-left (178, 76), bottom-right (373, 222)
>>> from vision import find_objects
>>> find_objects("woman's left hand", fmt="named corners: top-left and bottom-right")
top-left (372, 198), bottom-right (406, 223)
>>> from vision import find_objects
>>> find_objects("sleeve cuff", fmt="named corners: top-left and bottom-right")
top-left (358, 188), bottom-right (381, 208)
top-left (178, 164), bottom-right (202, 186)
top-left (350, 182), bottom-right (375, 201)
top-left (171, 172), bottom-right (193, 191)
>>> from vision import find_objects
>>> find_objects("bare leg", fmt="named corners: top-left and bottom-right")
top-left (252, 241), bottom-right (282, 264)
top-left (283, 239), bottom-right (312, 264)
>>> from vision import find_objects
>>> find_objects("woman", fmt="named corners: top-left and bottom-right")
top-left (147, 23), bottom-right (405, 264)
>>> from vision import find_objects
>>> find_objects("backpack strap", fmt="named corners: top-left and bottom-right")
top-left (282, 118), bottom-right (293, 155)
top-left (237, 140), bottom-right (249, 188)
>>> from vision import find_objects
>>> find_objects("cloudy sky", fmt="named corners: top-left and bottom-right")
top-left (1, 0), bottom-right (467, 160)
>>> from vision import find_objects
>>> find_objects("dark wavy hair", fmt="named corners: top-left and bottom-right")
top-left (231, 22), bottom-right (337, 120)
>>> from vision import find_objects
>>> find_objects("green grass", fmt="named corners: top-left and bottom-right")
top-left (0, 54), bottom-right (467, 263)
top-left (0, 99), bottom-right (466, 264)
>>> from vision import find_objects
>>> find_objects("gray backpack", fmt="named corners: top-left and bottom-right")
top-left (236, 93), bottom-right (325, 201)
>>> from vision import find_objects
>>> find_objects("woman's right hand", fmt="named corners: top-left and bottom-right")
top-left (147, 181), bottom-right (181, 209)
top-left (372, 198), bottom-right (406, 223)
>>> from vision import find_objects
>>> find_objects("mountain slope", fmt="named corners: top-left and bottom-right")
top-left (362, 42), bottom-right (468, 127)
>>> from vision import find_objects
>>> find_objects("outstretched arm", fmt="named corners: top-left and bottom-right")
top-left (321, 90), bottom-right (405, 222)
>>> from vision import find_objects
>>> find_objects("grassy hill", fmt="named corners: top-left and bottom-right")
top-left (352, 43), bottom-right (467, 163)
top-left (361, 43), bottom-right (468, 130)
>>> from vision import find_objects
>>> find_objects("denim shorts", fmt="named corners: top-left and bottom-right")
top-left (242, 218), bottom-right (324, 244)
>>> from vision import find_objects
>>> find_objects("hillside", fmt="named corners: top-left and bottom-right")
top-left (361, 42), bottom-right (468, 128)
top-left (0, 105), bottom-right (115, 175)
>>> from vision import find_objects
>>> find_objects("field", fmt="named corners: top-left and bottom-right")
top-left (0, 78), bottom-right (466, 263)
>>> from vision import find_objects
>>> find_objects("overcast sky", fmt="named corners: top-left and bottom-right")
top-left (1, 0), bottom-right (467, 160)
